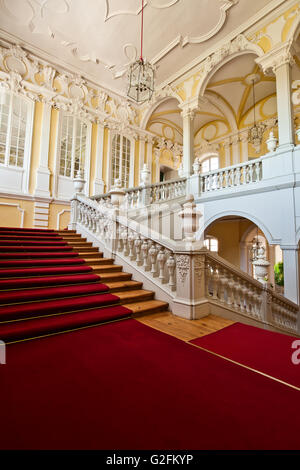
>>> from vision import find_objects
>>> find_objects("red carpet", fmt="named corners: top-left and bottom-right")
top-left (0, 281), bottom-right (109, 303)
top-left (0, 258), bottom-right (87, 269)
top-left (0, 259), bottom-right (92, 278)
top-left (0, 273), bottom-right (101, 289)
top-left (1, 319), bottom-right (300, 449)
top-left (190, 323), bottom-right (300, 388)
top-left (0, 227), bottom-right (127, 341)
top-left (0, 251), bottom-right (79, 258)
top-left (0, 305), bottom-right (132, 342)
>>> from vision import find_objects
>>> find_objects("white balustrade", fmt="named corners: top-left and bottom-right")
top-left (70, 192), bottom-right (298, 334)
top-left (200, 158), bottom-right (263, 193)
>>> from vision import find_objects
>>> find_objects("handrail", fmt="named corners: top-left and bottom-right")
top-left (70, 192), bottom-right (299, 334)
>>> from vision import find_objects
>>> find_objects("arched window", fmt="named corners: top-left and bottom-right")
top-left (204, 236), bottom-right (218, 252)
top-left (111, 134), bottom-right (131, 188)
top-left (0, 91), bottom-right (31, 168)
top-left (59, 115), bottom-right (88, 178)
top-left (0, 90), bottom-right (34, 194)
top-left (201, 156), bottom-right (219, 173)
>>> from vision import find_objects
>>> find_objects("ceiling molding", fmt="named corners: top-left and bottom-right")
top-left (182, 0), bottom-right (238, 47)
top-left (159, 0), bottom-right (291, 91)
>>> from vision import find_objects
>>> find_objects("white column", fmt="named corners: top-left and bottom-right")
top-left (231, 134), bottom-right (240, 165)
top-left (275, 61), bottom-right (294, 150)
top-left (181, 108), bottom-right (195, 176)
top-left (93, 121), bottom-right (105, 195)
top-left (34, 100), bottom-right (52, 198)
top-left (146, 137), bottom-right (153, 182)
top-left (240, 131), bottom-right (249, 162)
top-left (281, 245), bottom-right (300, 304)
top-left (139, 136), bottom-right (146, 184)
top-left (256, 42), bottom-right (295, 151)
top-left (105, 126), bottom-right (112, 191)
top-left (223, 138), bottom-right (231, 167)
top-left (154, 147), bottom-right (160, 183)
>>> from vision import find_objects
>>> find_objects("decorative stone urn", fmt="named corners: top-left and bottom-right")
top-left (140, 163), bottom-right (151, 185)
top-left (193, 160), bottom-right (201, 175)
top-left (266, 131), bottom-right (277, 153)
top-left (178, 194), bottom-right (202, 242)
top-left (109, 178), bottom-right (126, 207)
top-left (73, 168), bottom-right (86, 193)
top-left (252, 245), bottom-right (270, 285)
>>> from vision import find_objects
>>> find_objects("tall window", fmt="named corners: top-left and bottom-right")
top-left (201, 156), bottom-right (219, 173)
top-left (111, 134), bottom-right (131, 188)
top-left (204, 236), bottom-right (218, 252)
top-left (0, 91), bottom-right (30, 168)
top-left (59, 115), bottom-right (87, 178)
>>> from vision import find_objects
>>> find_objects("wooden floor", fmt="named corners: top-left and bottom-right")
top-left (136, 311), bottom-right (234, 342)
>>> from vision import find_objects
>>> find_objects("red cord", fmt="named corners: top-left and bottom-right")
top-left (140, 0), bottom-right (144, 61)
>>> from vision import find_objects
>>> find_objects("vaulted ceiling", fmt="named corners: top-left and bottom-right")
top-left (0, 0), bottom-right (274, 96)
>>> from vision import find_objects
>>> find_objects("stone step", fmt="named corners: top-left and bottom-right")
top-left (105, 280), bottom-right (143, 292)
top-left (123, 300), bottom-right (169, 316)
top-left (115, 289), bottom-right (154, 303)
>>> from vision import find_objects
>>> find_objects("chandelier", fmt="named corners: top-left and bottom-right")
top-left (127, 0), bottom-right (154, 103)
top-left (248, 74), bottom-right (264, 153)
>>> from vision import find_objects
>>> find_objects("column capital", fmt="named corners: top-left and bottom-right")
top-left (256, 41), bottom-right (295, 75)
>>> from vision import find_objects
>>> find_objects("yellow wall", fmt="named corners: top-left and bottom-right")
top-left (206, 219), bottom-right (253, 268)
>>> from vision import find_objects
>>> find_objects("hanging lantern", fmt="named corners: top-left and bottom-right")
top-left (127, 58), bottom-right (154, 103)
top-left (127, 0), bottom-right (155, 103)
top-left (247, 74), bottom-right (264, 153)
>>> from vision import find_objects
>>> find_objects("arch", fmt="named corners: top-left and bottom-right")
top-left (202, 90), bottom-right (238, 133)
top-left (194, 35), bottom-right (264, 101)
top-left (200, 210), bottom-right (275, 245)
top-left (140, 93), bottom-right (182, 130)
top-left (286, 10), bottom-right (300, 44)
top-left (196, 151), bottom-right (219, 163)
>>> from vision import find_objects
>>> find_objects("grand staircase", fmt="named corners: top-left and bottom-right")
top-left (0, 227), bottom-right (168, 342)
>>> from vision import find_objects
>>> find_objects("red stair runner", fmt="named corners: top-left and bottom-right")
top-left (0, 305), bottom-right (131, 342)
top-left (0, 273), bottom-right (101, 290)
top-left (0, 251), bottom-right (79, 258)
top-left (0, 258), bottom-right (87, 268)
top-left (0, 227), bottom-right (131, 341)
top-left (0, 282), bottom-right (109, 304)
top-left (0, 266), bottom-right (94, 281)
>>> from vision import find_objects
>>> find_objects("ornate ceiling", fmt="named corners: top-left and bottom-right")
top-left (0, 0), bottom-right (275, 96)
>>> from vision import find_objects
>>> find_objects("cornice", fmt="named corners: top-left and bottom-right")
top-left (0, 29), bottom-right (133, 106)
top-left (158, 0), bottom-right (293, 91)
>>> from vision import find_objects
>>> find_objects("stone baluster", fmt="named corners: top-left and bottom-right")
top-left (134, 235), bottom-right (143, 266)
top-left (212, 266), bottom-right (219, 300)
top-left (224, 170), bottom-right (229, 188)
top-left (127, 231), bottom-right (135, 260)
top-left (227, 274), bottom-right (235, 306)
top-left (235, 167), bottom-right (241, 186)
top-left (141, 238), bottom-right (150, 271)
top-left (157, 247), bottom-right (166, 283)
top-left (205, 261), bottom-right (213, 297)
top-left (149, 242), bottom-right (158, 276)
top-left (122, 228), bottom-right (129, 256)
top-left (167, 253), bottom-right (176, 291)
top-left (255, 162), bottom-right (261, 181)
top-left (218, 268), bottom-right (227, 303)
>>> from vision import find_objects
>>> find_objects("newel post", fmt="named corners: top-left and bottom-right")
top-left (172, 196), bottom-right (209, 319)
top-left (68, 196), bottom-right (79, 230)
top-left (172, 250), bottom-right (208, 320)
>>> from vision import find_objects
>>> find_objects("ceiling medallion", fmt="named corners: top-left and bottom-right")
top-left (127, 0), bottom-right (154, 103)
